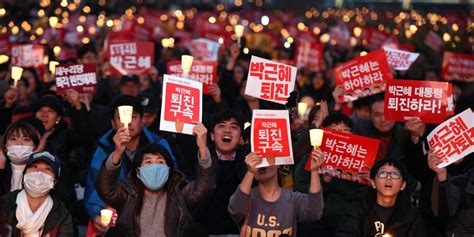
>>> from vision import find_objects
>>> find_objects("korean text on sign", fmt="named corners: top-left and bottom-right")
top-left (295, 43), bottom-right (324, 71)
top-left (384, 80), bottom-right (450, 124)
top-left (428, 108), bottom-right (474, 168)
top-left (245, 56), bottom-right (297, 105)
top-left (334, 49), bottom-right (393, 102)
top-left (55, 63), bottom-right (98, 95)
top-left (251, 110), bottom-right (293, 168)
top-left (383, 47), bottom-right (419, 71)
top-left (304, 129), bottom-right (381, 184)
top-left (167, 60), bottom-right (217, 94)
top-left (159, 74), bottom-right (202, 135)
top-left (11, 44), bottom-right (44, 68)
top-left (108, 41), bottom-right (154, 76)
top-left (441, 52), bottom-right (474, 82)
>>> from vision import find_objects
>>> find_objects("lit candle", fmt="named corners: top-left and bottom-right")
top-left (49, 61), bottom-right (59, 74)
top-left (309, 129), bottom-right (324, 147)
top-left (244, 122), bottom-right (251, 130)
top-left (234, 24), bottom-right (244, 45)
top-left (11, 66), bottom-right (23, 88)
top-left (297, 102), bottom-right (308, 118)
top-left (118, 106), bottom-right (133, 129)
top-left (100, 209), bottom-right (113, 226)
top-left (181, 55), bottom-right (194, 77)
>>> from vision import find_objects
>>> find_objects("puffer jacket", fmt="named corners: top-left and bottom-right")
top-left (96, 159), bottom-right (215, 237)
top-left (336, 188), bottom-right (426, 237)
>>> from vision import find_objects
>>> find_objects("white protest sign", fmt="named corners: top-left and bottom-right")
top-left (383, 47), bottom-right (419, 71)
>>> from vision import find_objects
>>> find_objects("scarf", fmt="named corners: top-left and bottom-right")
top-left (15, 190), bottom-right (53, 237)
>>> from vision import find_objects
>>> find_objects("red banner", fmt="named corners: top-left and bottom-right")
top-left (11, 44), bottom-right (44, 68)
top-left (166, 60), bottom-right (217, 94)
top-left (295, 42), bottom-right (324, 71)
top-left (108, 41), bottom-right (154, 76)
top-left (0, 35), bottom-right (10, 55)
top-left (428, 108), bottom-right (474, 168)
top-left (384, 80), bottom-right (450, 124)
top-left (334, 49), bottom-right (392, 102)
top-left (304, 129), bottom-right (380, 184)
top-left (441, 52), bottom-right (474, 82)
top-left (251, 110), bottom-right (293, 167)
top-left (55, 64), bottom-right (98, 95)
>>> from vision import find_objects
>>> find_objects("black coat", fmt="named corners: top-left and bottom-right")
top-left (336, 188), bottom-right (426, 237)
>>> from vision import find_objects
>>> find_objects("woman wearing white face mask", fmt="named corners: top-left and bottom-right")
top-left (2, 151), bottom-right (74, 237)
top-left (1, 118), bottom-right (45, 196)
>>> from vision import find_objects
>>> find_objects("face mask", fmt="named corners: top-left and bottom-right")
top-left (23, 171), bottom-right (55, 198)
top-left (137, 164), bottom-right (169, 191)
top-left (7, 145), bottom-right (34, 164)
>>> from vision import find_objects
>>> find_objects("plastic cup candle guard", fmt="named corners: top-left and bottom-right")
top-left (11, 66), bottom-right (23, 88)
top-left (181, 55), bottom-right (194, 77)
top-left (234, 24), bottom-right (244, 44)
top-left (309, 129), bottom-right (324, 147)
top-left (118, 105), bottom-right (133, 129)
top-left (100, 209), bottom-right (113, 226)
top-left (49, 61), bottom-right (59, 74)
top-left (297, 103), bottom-right (308, 118)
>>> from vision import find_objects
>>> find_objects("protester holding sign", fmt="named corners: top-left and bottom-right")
top-left (337, 159), bottom-right (426, 237)
top-left (228, 145), bottom-right (324, 237)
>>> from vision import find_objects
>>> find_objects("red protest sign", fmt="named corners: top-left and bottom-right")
top-left (384, 80), bottom-right (450, 124)
top-left (428, 108), bottom-right (474, 168)
top-left (304, 129), bottom-right (380, 184)
top-left (383, 47), bottom-right (419, 71)
top-left (11, 44), bottom-right (44, 68)
top-left (0, 35), bottom-right (11, 55)
top-left (295, 42), bottom-right (324, 71)
top-left (424, 31), bottom-right (444, 52)
top-left (361, 27), bottom-right (389, 49)
top-left (108, 41), bottom-right (154, 76)
top-left (245, 56), bottom-right (297, 105)
top-left (55, 64), bottom-right (98, 95)
top-left (166, 60), bottom-right (217, 94)
top-left (159, 74), bottom-right (203, 135)
top-left (441, 52), bottom-right (474, 82)
top-left (334, 49), bottom-right (392, 102)
top-left (251, 110), bottom-right (293, 168)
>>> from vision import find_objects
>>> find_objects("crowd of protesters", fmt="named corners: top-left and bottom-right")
top-left (1, 1), bottom-right (474, 237)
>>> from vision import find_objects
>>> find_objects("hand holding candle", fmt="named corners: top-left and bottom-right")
top-left (11, 66), bottom-right (23, 88)
top-left (100, 209), bottom-right (113, 227)
top-left (118, 105), bottom-right (133, 130)
top-left (49, 61), bottom-right (59, 75)
top-left (181, 55), bottom-right (194, 77)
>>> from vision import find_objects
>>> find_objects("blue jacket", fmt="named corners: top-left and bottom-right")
top-left (84, 128), bottom-right (176, 219)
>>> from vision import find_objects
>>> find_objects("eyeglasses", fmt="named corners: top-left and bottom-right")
top-left (377, 171), bottom-right (401, 179)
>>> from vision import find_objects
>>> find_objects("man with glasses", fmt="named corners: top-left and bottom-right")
top-left (336, 159), bottom-right (426, 237)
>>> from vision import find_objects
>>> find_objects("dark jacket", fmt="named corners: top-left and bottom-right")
top-left (96, 158), bottom-right (215, 237)
top-left (432, 169), bottom-right (474, 236)
top-left (2, 190), bottom-right (74, 237)
top-left (336, 188), bottom-right (426, 237)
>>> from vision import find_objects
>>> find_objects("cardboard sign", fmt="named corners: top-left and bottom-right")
top-left (383, 47), bottom-right (419, 71)
top-left (251, 110), bottom-right (293, 168)
top-left (295, 42), bottom-right (324, 71)
top-left (11, 44), bottom-right (44, 68)
top-left (166, 60), bottom-right (217, 94)
top-left (428, 108), bottom-right (474, 168)
top-left (304, 129), bottom-right (380, 184)
top-left (159, 74), bottom-right (202, 135)
top-left (55, 64), bottom-right (98, 95)
top-left (441, 52), bottom-right (474, 82)
top-left (190, 38), bottom-right (220, 61)
top-left (334, 49), bottom-right (392, 102)
top-left (245, 56), bottom-right (297, 105)
top-left (424, 31), bottom-right (444, 52)
top-left (108, 41), bottom-right (154, 76)
top-left (384, 80), bottom-right (450, 124)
